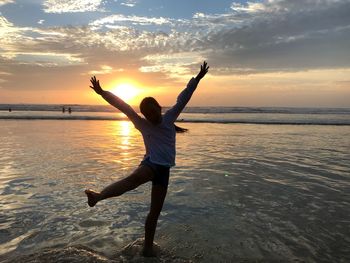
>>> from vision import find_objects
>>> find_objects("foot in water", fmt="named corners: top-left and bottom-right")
top-left (85, 189), bottom-right (101, 207)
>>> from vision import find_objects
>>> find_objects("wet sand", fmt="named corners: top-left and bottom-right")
top-left (2, 238), bottom-right (192, 263)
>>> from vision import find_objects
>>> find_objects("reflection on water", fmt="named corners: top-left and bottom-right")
top-left (110, 121), bottom-right (139, 169)
top-left (0, 120), bottom-right (349, 262)
top-left (116, 121), bottom-right (132, 151)
top-left (119, 120), bottom-right (132, 136)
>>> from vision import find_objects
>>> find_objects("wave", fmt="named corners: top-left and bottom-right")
top-left (0, 115), bottom-right (121, 121)
top-left (1, 115), bottom-right (349, 125)
top-left (1, 104), bottom-right (350, 114)
top-left (177, 119), bottom-right (350, 125)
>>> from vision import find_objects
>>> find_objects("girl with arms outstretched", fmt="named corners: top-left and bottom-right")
top-left (85, 61), bottom-right (209, 257)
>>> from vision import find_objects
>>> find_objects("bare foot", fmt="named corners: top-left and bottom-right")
top-left (142, 247), bottom-right (157, 257)
top-left (85, 189), bottom-right (101, 207)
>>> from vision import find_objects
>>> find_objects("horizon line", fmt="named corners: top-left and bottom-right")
top-left (0, 103), bottom-right (350, 109)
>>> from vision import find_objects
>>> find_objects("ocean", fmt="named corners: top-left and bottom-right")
top-left (0, 105), bottom-right (349, 262)
top-left (1, 104), bottom-right (350, 125)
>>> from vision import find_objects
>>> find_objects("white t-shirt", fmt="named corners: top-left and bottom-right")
top-left (108, 77), bottom-right (198, 167)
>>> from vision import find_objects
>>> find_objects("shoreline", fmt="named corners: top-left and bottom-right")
top-left (0, 116), bottom-right (350, 126)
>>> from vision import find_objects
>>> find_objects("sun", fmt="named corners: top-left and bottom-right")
top-left (111, 83), bottom-right (139, 103)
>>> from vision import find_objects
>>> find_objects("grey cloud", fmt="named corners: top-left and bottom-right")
top-left (198, 0), bottom-right (350, 74)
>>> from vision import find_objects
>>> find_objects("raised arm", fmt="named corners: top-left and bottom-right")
top-left (164, 61), bottom-right (209, 123)
top-left (90, 76), bottom-right (142, 125)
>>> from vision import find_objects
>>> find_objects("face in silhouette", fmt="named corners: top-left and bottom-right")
top-left (140, 97), bottom-right (162, 125)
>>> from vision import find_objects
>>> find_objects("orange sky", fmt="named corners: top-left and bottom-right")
top-left (1, 68), bottom-right (349, 108)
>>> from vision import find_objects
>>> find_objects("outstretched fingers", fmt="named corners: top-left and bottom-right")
top-left (90, 76), bottom-right (97, 84)
top-left (90, 76), bottom-right (101, 89)
top-left (203, 61), bottom-right (209, 71)
top-left (201, 61), bottom-right (209, 72)
top-left (197, 61), bottom-right (209, 79)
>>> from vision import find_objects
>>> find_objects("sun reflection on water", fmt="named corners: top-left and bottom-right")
top-left (119, 120), bottom-right (132, 136)
top-left (110, 121), bottom-right (141, 168)
top-left (118, 121), bottom-right (132, 150)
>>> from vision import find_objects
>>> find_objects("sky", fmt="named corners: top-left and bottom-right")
top-left (0, 0), bottom-right (349, 107)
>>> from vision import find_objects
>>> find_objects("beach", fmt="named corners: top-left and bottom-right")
top-left (0, 109), bottom-right (349, 262)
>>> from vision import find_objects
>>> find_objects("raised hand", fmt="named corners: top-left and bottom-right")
top-left (90, 76), bottom-right (104, 95)
top-left (195, 61), bottom-right (209, 81)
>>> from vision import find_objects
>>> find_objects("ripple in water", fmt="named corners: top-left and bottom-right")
top-left (0, 121), bottom-right (349, 262)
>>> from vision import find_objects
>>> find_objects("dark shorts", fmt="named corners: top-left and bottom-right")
top-left (140, 157), bottom-right (170, 188)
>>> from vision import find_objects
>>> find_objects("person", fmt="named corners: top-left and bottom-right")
top-left (85, 61), bottom-right (209, 257)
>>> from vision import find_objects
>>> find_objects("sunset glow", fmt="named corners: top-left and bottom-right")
top-left (0, 1), bottom-right (349, 107)
top-left (110, 83), bottom-right (139, 104)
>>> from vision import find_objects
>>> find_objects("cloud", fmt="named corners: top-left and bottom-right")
top-left (230, 2), bottom-right (265, 13)
top-left (194, 0), bottom-right (350, 74)
top-left (1, 0), bottom-right (350, 91)
top-left (68, 0), bottom-right (350, 75)
top-left (120, 0), bottom-right (138, 7)
top-left (87, 65), bottom-right (124, 75)
top-left (90, 14), bottom-right (174, 29)
top-left (140, 52), bottom-right (203, 79)
top-left (43, 0), bottom-right (103, 13)
top-left (14, 52), bottom-right (84, 66)
top-left (0, 16), bottom-right (30, 58)
top-left (0, 0), bottom-right (14, 6)
top-left (0, 19), bottom-right (185, 90)
top-left (0, 15), bottom-right (86, 65)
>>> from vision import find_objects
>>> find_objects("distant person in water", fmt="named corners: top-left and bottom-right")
top-left (9, 108), bottom-right (11, 112)
top-left (85, 61), bottom-right (209, 257)
top-left (68, 107), bottom-right (72, 114)
top-left (62, 106), bottom-right (65, 113)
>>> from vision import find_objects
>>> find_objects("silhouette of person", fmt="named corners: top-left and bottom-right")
top-left (85, 61), bottom-right (209, 257)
